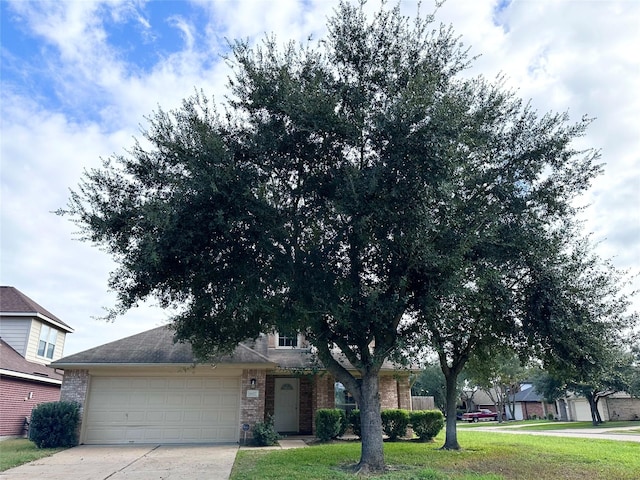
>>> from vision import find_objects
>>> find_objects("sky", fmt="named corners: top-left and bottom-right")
top-left (1, 0), bottom-right (639, 356)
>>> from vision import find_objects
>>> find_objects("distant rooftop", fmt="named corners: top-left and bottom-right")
top-left (0, 286), bottom-right (73, 332)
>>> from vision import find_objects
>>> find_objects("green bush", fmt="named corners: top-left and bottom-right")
top-left (252, 416), bottom-right (280, 446)
top-left (547, 412), bottom-right (555, 421)
top-left (315, 409), bottom-right (343, 442)
top-left (337, 409), bottom-right (348, 438)
top-left (410, 410), bottom-right (445, 442)
top-left (381, 409), bottom-right (410, 441)
top-left (29, 401), bottom-right (80, 448)
top-left (350, 409), bottom-right (361, 438)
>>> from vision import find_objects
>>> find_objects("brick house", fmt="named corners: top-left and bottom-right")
top-left (51, 325), bottom-right (413, 445)
top-left (0, 286), bottom-right (74, 438)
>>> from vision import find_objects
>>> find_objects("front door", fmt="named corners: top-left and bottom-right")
top-left (273, 378), bottom-right (299, 432)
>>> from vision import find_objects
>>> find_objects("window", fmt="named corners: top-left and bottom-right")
top-left (335, 382), bottom-right (357, 415)
top-left (277, 332), bottom-right (298, 348)
top-left (37, 325), bottom-right (57, 359)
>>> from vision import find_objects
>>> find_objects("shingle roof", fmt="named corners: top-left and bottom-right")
top-left (51, 325), bottom-right (274, 367)
top-left (0, 286), bottom-right (73, 331)
top-left (513, 386), bottom-right (544, 402)
top-left (0, 339), bottom-right (63, 382)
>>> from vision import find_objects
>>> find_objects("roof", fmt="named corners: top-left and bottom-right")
top-left (51, 325), bottom-right (415, 374)
top-left (0, 339), bottom-right (63, 384)
top-left (513, 386), bottom-right (544, 403)
top-left (51, 325), bottom-right (274, 367)
top-left (0, 286), bottom-right (73, 332)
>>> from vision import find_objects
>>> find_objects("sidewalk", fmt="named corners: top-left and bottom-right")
top-left (468, 423), bottom-right (640, 443)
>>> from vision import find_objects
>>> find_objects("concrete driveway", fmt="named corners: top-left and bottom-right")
top-left (0, 444), bottom-right (238, 480)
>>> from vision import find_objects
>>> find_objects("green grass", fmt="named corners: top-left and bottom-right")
top-left (514, 420), bottom-right (640, 431)
top-left (0, 438), bottom-right (66, 471)
top-left (231, 431), bottom-right (640, 479)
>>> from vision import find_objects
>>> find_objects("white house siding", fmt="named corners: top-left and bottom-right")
top-left (0, 317), bottom-right (30, 355)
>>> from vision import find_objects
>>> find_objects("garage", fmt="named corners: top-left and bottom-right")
top-left (83, 375), bottom-right (240, 444)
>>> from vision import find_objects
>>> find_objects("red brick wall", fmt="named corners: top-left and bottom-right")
top-left (521, 401), bottom-right (557, 420)
top-left (0, 377), bottom-right (61, 437)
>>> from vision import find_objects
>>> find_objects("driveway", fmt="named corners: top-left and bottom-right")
top-left (0, 444), bottom-right (238, 480)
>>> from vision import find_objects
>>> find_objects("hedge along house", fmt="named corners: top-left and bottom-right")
top-left (0, 286), bottom-right (74, 438)
top-left (51, 325), bottom-right (413, 445)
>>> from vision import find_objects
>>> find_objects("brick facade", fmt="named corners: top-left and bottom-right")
top-left (607, 397), bottom-right (640, 421)
top-left (240, 369), bottom-right (267, 441)
top-left (520, 401), bottom-right (557, 420)
top-left (0, 377), bottom-right (61, 437)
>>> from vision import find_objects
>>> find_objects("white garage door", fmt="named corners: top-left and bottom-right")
top-left (83, 376), bottom-right (240, 444)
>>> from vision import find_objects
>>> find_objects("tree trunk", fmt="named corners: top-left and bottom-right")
top-left (356, 371), bottom-right (385, 473)
top-left (588, 394), bottom-right (600, 426)
top-left (442, 370), bottom-right (461, 450)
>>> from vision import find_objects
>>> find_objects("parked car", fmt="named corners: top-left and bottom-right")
top-left (461, 409), bottom-right (498, 422)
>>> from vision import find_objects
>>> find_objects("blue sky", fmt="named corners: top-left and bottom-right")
top-left (1, 0), bottom-right (639, 355)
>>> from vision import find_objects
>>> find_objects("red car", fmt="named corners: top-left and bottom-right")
top-left (461, 409), bottom-right (498, 422)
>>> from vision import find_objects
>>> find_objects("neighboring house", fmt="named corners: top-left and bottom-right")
top-left (0, 286), bottom-right (74, 438)
top-left (51, 325), bottom-right (413, 445)
top-left (562, 392), bottom-right (640, 422)
top-left (509, 385), bottom-right (557, 420)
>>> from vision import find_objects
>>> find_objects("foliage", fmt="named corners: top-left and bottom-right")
top-left (0, 438), bottom-right (66, 472)
top-left (60, 0), bottom-right (616, 467)
top-left (381, 409), bottom-right (410, 441)
top-left (252, 416), bottom-right (280, 446)
top-left (28, 401), bottom-right (80, 449)
top-left (465, 350), bottom-right (527, 422)
top-left (409, 410), bottom-right (445, 441)
top-left (411, 363), bottom-right (448, 411)
top-left (349, 409), bottom-right (361, 438)
top-left (315, 409), bottom-right (345, 442)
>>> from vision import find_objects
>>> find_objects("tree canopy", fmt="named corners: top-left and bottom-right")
top-left (62, 1), bottom-right (615, 470)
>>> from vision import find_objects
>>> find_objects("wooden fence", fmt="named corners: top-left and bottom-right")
top-left (411, 396), bottom-right (435, 411)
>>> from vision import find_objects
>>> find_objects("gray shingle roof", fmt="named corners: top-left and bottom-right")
top-left (0, 286), bottom-right (73, 331)
top-left (51, 325), bottom-right (273, 366)
top-left (513, 386), bottom-right (544, 402)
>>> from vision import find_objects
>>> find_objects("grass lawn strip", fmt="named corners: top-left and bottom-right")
top-left (0, 438), bottom-right (66, 471)
top-left (511, 420), bottom-right (640, 431)
top-left (230, 431), bottom-right (640, 479)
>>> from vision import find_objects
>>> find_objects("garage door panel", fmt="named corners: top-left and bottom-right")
top-left (84, 375), bottom-right (240, 444)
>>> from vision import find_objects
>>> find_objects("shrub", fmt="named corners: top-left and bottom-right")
top-left (29, 401), bottom-right (80, 448)
top-left (252, 416), bottom-right (280, 446)
top-left (350, 409), bottom-right (361, 438)
top-left (410, 410), bottom-right (444, 442)
top-left (337, 409), bottom-right (348, 438)
top-left (381, 409), bottom-right (410, 441)
top-left (547, 412), bottom-right (555, 421)
top-left (315, 409), bottom-right (343, 442)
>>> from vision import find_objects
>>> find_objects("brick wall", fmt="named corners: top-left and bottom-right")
top-left (299, 376), bottom-right (313, 434)
top-left (607, 398), bottom-right (640, 421)
top-left (240, 369), bottom-right (267, 441)
top-left (521, 401), bottom-right (557, 420)
top-left (0, 377), bottom-right (61, 437)
top-left (380, 375), bottom-right (401, 409)
top-left (311, 374), bottom-right (335, 434)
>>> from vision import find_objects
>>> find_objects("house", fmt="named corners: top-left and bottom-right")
top-left (51, 325), bottom-right (413, 445)
top-left (509, 385), bottom-right (557, 420)
top-left (561, 392), bottom-right (640, 422)
top-left (0, 286), bottom-right (74, 438)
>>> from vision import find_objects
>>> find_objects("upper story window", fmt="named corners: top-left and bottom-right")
top-left (276, 332), bottom-right (299, 348)
top-left (37, 325), bottom-right (57, 359)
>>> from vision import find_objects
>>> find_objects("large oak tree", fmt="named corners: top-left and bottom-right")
top-left (62, 1), bottom-right (606, 470)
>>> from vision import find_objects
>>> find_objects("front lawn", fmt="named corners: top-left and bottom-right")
top-left (513, 420), bottom-right (640, 431)
top-left (0, 438), bottom-right (66, 471)
top-left (231, 431), bottom-right (639, 479)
